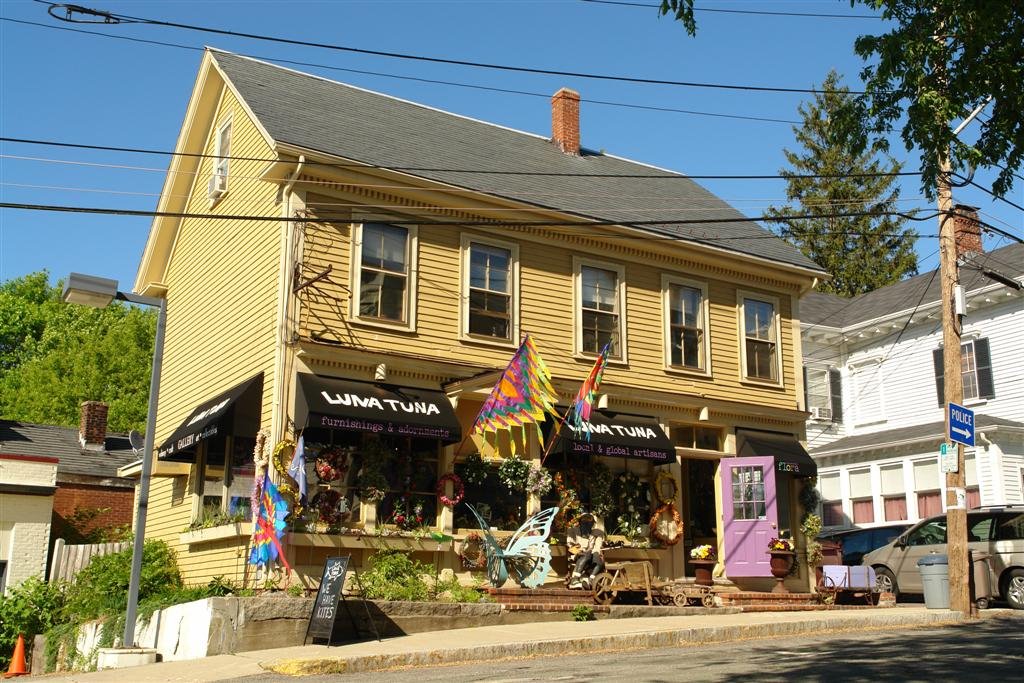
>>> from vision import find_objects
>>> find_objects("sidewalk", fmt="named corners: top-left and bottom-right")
top-left (46, 606), bottom-right (968, 682)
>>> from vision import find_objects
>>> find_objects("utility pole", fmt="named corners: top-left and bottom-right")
top-left (937, 154), bottom-right (970, 617)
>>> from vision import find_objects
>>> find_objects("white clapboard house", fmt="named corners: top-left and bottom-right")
top-left (801, 208), bottom-right (1024, 530)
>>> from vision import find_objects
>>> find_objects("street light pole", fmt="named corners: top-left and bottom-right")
top-left (62, 273), bottom-right (166, 647)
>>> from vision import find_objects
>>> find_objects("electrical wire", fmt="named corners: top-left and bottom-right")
top-left (580, 0), bottom-right (883, 20)
top-left (38, 2), bottom-right (871, 95)
top-left (0, 200), bottom-right (943, 237)
top-left (0, 17), bottom-right (801, 126)
top-left (0, 136), bottom-right (922, 181)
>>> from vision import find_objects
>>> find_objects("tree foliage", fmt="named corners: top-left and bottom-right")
top-left (766, 71), bottom-right (918, 296)
top-left (848, 1), bottom-right (1023, 198)
top-left (661, 1), bottom-right (1023, 198)
top-left (0, 271), bottom-right (155, 432)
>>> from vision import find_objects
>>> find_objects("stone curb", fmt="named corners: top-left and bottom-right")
top-left (264, 610), bottom-right (965, 676)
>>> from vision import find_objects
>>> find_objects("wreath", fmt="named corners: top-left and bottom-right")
top-left (459, 532), bottom-right (487, 570)
top-left (649, 502), bottom-right (683, 546)
top-left (497, 455), bottom-right (531, 492)
top-left (436, 473), bottom-right (465, 508)
top-left (654, 471), bottom-right (679, 505)
top-left (315, 446), bottom-right (350, 483)
top-left (312, 489), bottom-right (345, 526)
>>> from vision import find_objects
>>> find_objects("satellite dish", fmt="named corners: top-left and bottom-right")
top-left (129, 430), bottom-right (145, 454)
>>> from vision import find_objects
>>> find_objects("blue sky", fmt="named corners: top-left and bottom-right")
top-left (1, 0), bottom-right (1020, 291)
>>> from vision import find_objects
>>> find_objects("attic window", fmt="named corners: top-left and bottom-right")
top-left (208, 120), bottom-right (231, 202)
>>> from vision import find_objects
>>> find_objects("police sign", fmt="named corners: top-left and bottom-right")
top-left (948, 402), bottom-right (975, 447)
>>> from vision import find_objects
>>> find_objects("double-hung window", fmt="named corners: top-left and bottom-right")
top-left (664, 277), bottom-right (708, 372)
top-left (575, 259), bottom-right (625, 359)
top-left (739, 294), bottom-right (780, 382)
top-left (932, 338), bottom-right (995, 405)
top-left (462, 237), bottom-right (517, 343)
top-left (207, 119), bottom-right (231, 203)
top-left (803, 366), bottom-right (843, 422)
top-left (354, 223), bottom-right (414, 326)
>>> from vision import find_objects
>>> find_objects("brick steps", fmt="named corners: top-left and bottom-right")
top-left (488, 587), bottom-right (596, 607)
top-left (718, 591), bottom-right (817, 607)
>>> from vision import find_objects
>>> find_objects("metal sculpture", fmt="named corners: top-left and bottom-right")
top-left (465, 503), bottom-right (558, 589)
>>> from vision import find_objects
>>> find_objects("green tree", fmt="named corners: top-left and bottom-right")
top-left (765, 71), bottom-right (918, 296)
top-left (661, 1), bottom-right (1023, 198)
top-left (0, 272), bottom-right (155, 432)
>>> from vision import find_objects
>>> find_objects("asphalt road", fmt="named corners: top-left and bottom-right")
top-left (237, 611), bottom-right (1023, 682)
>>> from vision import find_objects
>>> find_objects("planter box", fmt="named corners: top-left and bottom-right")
top-left (287, 532), bottom-right (453, 552)
top-left (179, 522), bottom-right (251, 546)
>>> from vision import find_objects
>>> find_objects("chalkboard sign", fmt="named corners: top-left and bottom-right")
top-left (306, 555), bottom-right (350, 641)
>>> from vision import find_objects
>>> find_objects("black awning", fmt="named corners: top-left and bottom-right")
top-left (552, 410), bottom-right (674, 463)
top-left (157, 374), bottom-right (263, 462)
top-left (296, 374), bottom-right (461, 444)
top-left (737, 430), bottom-right (817, 477)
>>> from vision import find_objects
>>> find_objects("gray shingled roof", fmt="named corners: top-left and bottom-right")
top-left (0, 420), bottom-right (137, 479)
top-left (801, 242), bottom-right (1024, 328)
top-left (810, 414), bottom-right (1024, 456)
top-left (210, 50), bottom-right (824, 273)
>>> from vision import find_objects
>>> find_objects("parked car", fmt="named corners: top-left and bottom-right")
top-left (818, 523), bottom-right (911, 566)
top-left (862, 506), bottom-right (1024, 609)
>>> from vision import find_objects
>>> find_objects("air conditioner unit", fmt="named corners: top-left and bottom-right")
top-left (207, 173), bottom-right (227, 200)
top-left (810, 406), bottom-right (833, 421)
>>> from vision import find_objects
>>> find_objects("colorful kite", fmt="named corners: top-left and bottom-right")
top-left (470, 335), bottom-right (560, 451)
top-left (248, 475), bottom-right (292, 571)
top-left (567, 342), bottom-right (610, 440)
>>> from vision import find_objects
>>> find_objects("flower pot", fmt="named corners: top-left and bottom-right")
top-left (768, 550), bottom-right (795, 594)
top-left (690, 559), bottom-right (716, 586)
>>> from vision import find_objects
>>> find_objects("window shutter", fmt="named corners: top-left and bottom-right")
top-left (932, 348), bottom-right (945, 407)
top-left (828, 368), bottom-right (843, 423)
top-left (975, 338), bottom-right (995, 399)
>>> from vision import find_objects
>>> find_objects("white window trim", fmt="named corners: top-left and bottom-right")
top-left (459, 234), bottom-right (520, 349)
top-left (209, 116), bottom-right (232, 207)
top-left (736, 290), bottom-right (783, 387)
top-left (573, 256), bottom-right (628, 363)
top-left (349, 222), bottom-right (418, 332)
top-left (661, 274), bottom-right (711, 377)
top-left (850, 359), bottom-right (887, 427)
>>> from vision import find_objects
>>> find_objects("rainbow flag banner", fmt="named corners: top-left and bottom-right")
top-left (471, 335), bottom-right (560, 451)
top-left (248, 475), bottom-right (292, 571)
top-left (567, 342), bottom-right (610, 440)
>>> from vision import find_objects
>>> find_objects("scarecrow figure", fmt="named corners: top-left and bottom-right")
top-left (566, 511), bottom-right (606, 589)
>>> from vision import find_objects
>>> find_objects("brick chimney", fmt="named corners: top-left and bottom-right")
top-left (953, 204), bottom-right (982, 259)
top-left (551, 88), bottom-right (581, 155)
top-left (80, 401), bottom-right (109, 450)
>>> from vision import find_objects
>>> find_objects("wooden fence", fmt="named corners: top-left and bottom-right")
top-left (49, 538), bottom-right (129, 583)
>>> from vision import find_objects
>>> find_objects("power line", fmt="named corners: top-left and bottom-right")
top-left (960, 177), bottom-right (1024, 213)
top-left (0, 137), bottom-right (922, 181)
top-left (0, 200), bottom-right (941, 236)
top-left (0, 17), bottom-right (800, 126)
top-left (580, 0), bottom-right (883, 20)
top-left (40, 2), bottom-right (870, 95)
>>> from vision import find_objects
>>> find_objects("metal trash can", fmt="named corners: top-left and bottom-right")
top-left (917, 554), bottom-right (950, 609)
top-left (970, 551), bottom-right (993, 609)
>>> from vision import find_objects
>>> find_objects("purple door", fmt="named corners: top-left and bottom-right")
top-left (721, 456), bottom-right (778, 577)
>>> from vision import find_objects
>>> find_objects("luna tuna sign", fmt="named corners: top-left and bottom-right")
top-left (563, 420), bottom-right (672, 462)
top-left (316, 391), bottom-right (454, 440)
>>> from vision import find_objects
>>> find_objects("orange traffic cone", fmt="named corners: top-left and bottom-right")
top-left (3, 634), bottom-right (28, 678)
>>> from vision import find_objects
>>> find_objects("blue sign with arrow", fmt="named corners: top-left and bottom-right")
top-left (948, 402), bottom-right (975, 447)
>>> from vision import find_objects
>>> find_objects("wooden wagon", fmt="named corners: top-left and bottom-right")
top-left (816, 565), bottom-right (880, 606)
top-left (590, 561), bottom-right (716, 607)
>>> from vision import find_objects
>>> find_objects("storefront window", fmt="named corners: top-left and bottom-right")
top-left (194, 433), bottom-right (256, 525)
top-left (302, 430), bottom-right (362, 530)
top-left (377, 436), bottom-right (439, 529)
top-left (454, 456), bottom-right (526, 532)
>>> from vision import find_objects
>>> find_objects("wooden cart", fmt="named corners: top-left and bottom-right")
top-left (590, 561), bottom-right (716, 607)
top-left (816, 565), bottom-right (880, 606)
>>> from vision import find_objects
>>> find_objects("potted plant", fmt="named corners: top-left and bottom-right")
top-left (689, 544), bottom-right (717, 586)
top-left (767, 537), bottom-right (796, 594)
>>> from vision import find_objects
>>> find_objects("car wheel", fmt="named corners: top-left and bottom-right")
top-left (875, 566), bottom-right (899, 597)
top-left (1004, 569), bottom-right (1024, 610)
